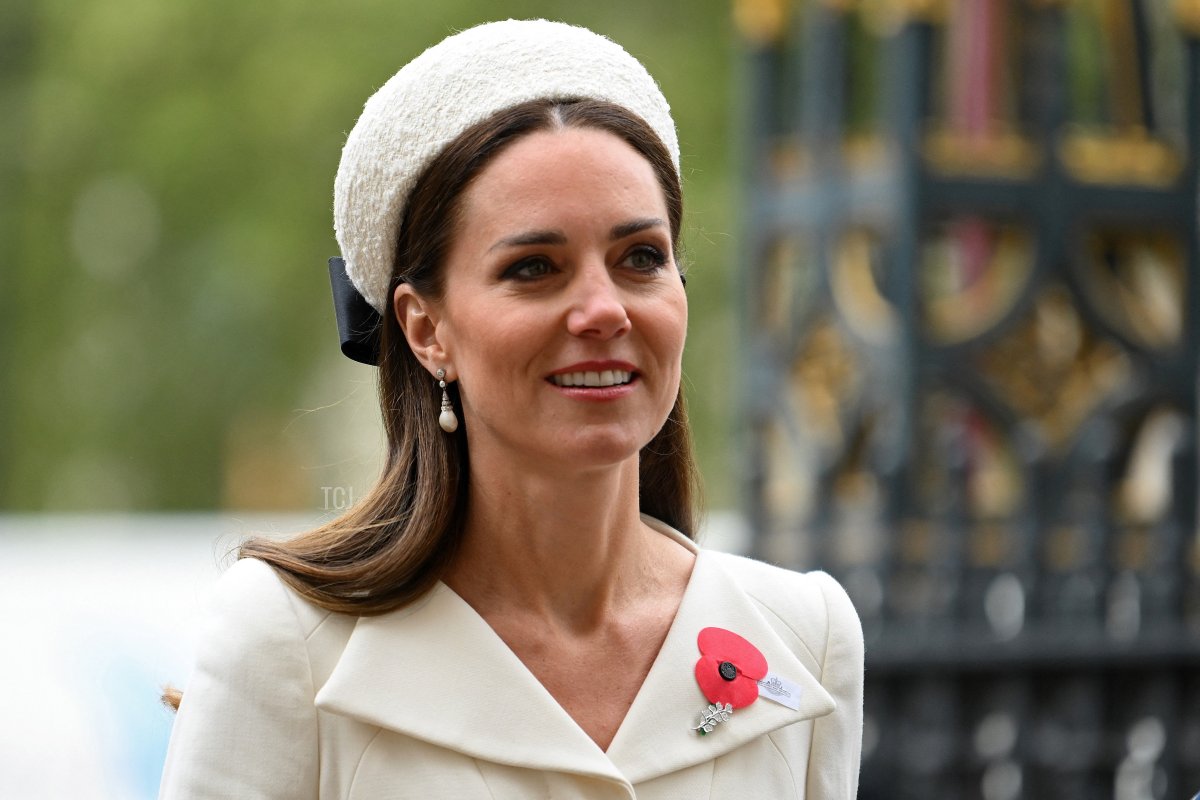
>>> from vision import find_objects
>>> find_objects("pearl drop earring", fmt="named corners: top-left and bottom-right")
top-left (436, 368), bottom-right (459, 433)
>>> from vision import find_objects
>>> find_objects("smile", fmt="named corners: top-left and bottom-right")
top-left (549, 370), bottom-right (634, 388)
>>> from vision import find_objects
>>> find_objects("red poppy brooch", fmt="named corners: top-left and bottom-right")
top-left (691, 626), bottom-right (804, 735)
top-left (691, 627), bottom-right (768, 734)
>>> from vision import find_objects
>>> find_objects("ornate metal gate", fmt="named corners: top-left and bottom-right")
top-left (734, 1), bottom-right (1200, 796)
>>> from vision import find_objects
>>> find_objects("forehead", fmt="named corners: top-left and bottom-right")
top-left (456, 127), bottom-right (668, 235)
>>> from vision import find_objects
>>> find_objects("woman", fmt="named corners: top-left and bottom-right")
top-left (160, 19), bottom-right (863, 799)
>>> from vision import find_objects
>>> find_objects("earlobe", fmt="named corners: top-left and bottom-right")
top-left (393, 284), bottom-right (447, 372)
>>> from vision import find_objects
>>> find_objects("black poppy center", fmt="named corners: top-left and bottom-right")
top-left (718, 661), bottom-right (738, 681)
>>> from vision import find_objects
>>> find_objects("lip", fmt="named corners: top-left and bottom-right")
top-left (545, 360), bottom-right (640, 402)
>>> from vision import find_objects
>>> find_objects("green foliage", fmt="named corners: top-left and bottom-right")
top-left (4, 0), bottom-right (736, 510)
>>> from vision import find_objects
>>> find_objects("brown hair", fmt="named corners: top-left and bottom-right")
top-left (238, 99), bottom-right (698, 616)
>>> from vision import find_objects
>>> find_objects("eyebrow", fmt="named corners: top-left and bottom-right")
top-left (487, 217), bottom-right (667, 253)
top-left (610, 217), bottom-right (666, 240)
top-left (488, 229), bottom-right (568, 252)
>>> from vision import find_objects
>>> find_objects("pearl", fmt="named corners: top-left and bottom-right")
top-left (439, 409), bottom-right (459, 433)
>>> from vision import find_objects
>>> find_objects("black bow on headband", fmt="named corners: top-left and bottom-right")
top-left (328, 257), bottom-right (382, 366)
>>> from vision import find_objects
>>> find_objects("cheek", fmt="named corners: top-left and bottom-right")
top-left (442, 304), bottom-right (530, 380)
top-left (636, 293), bottom-right (687, 399)
top-left (657, 293), bottom-right (689, 361)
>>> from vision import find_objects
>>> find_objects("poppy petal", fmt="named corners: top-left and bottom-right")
top-left (697, 627), bottom-right (768, 680)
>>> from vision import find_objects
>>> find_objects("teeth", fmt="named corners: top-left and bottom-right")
top-left (552, 370), bottom-right (633, 387)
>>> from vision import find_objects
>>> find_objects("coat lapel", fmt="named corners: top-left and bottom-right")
top-left (315, 583), bottom-right (622, 783)
top-left (315, 518), bottom-right (836, 786)
top-left (605, 546), bottom-right (836, 783)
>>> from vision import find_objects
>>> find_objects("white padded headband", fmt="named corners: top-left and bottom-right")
top-left (333, 19), bottom-right (680, 313)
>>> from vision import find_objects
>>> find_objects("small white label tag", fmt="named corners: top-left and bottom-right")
top-left (757, 671), bottom-right (803, 710)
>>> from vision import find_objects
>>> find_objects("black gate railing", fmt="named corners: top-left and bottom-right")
top-left (734, 1), bottom-right (1200, 797)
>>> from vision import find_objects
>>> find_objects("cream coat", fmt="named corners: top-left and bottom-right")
top-left (159, 519), bottom-right (864, 799)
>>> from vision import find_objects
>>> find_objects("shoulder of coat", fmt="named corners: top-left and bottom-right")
top-left (220, 557), bottom-right (340, 640)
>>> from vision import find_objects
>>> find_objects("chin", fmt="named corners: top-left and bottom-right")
top-left (550, 427), bottom-right (651, 469)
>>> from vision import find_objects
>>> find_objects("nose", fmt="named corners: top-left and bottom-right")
top-left (566, 262), bottom-right (632, 339)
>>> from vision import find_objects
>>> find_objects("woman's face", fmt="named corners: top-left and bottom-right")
top-left (409, 126), bottom-right (687, 475)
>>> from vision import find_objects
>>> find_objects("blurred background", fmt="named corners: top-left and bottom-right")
top-left (2, 0), bottom-right (1199, 798)
top-left (735, 1), bottom-right (1200, 798)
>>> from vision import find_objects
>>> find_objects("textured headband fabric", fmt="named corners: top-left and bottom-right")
top-left (333, 18), bottom-right (680, 314)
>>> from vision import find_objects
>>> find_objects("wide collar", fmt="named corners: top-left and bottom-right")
top-left (315, 519), bottom-right (836, 787)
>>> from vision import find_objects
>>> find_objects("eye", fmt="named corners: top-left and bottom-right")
top-left (622, 245), bottom-right (668, 273)
top-left (502, 256), bottom-right (556, 281)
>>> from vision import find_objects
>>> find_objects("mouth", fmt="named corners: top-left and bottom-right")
top-left (548, 369), bottom-right (636, 388)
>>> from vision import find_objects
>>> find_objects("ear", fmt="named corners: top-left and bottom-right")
top-left (393, 284), bottom-right (451, 377)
